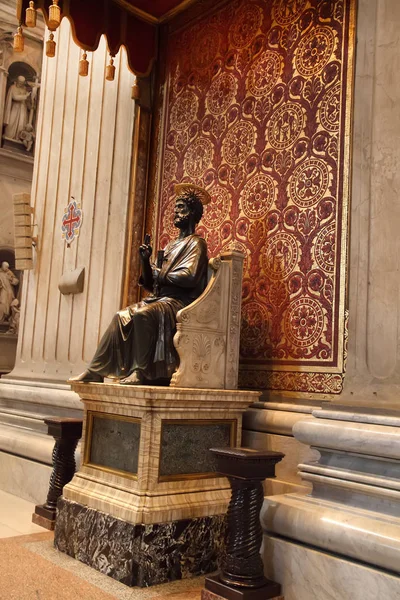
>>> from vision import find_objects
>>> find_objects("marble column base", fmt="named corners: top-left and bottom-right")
top-left (263, 534), bottom-right (400, 600)
top-left (55, 497), bottom-right (226, 587)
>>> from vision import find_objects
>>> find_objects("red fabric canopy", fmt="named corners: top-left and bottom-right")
top-left (17, 0), bottom-right (158, 76)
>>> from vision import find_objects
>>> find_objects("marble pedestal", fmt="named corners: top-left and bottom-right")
top-left (261, 405), bottom-right (400, 599)
top-left (55, 382), bottom-right (258, 586)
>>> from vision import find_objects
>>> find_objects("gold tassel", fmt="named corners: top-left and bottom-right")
top-left (79, 51), bottom-right (89, 77)
top-left (46, 32), bottom-right (56, 57)
top-left (131, 81), bottom-right (140, 100)
top-left (48, 0), bottom-right (61, 31)
top-left (25, 1), bottom-right (37, 28)
top-left (13, 26), bottom-right (24, 52)
top-left (106, 56), bottom-right (115, 81)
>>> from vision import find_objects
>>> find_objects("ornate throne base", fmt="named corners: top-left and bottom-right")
top-left (54, 382), bottom-right (258, 587)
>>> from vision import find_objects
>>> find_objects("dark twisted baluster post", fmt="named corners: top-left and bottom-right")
top-left (222, 478), bottom-right (265, 588)
top-left (204, 447), bottom-right (284, 600)
top-left (32, 418), bottom-right (83, 530)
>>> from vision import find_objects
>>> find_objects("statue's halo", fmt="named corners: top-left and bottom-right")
top-left (174, 183), bottom-right (211, 205)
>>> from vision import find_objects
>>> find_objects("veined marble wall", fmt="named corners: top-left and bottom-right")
top-left (6, 18), bottom-right (136, 384)
top-left (344, 0), bottom-right (400, 404)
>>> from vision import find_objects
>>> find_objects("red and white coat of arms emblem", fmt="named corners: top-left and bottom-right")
top-left (61, 200), bottom-right (82, 246)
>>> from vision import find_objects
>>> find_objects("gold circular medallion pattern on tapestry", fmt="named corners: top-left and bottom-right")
top-left (206, 73), bottom-right (238, 116)
top-left (170, 91), bottom-right (198, 131)
top-left (184, 138), bottom-right (214, 177)
top-left (314, 222), bottom-right (336, 273)
top-left (202, 185), bottom-right (230, 228)
top-left (289, 158), bottom-right (330, 208)
top-left (285, 297), bottom-right (325, 348)
top-left (241, 174), bottom-right (276, 219)
top-left (319, 82), bottom-right (341, 132)
top-left (267, 103), bottom-right (304, 150)
top-left (230, 4), bottom-right (262, 49)
top-left (247, 50), bottom-right (282, 97)
top-left (162, 195), bottom-right (177, 238)
top-left (192, 26), bottom-right (220, 71)
top-left (222, 121), bottom-right (255, 165)
top-left (262, 232), bottom-right (298, 281)
top-left (296, 27), bottom-right (335, 77)
top-left (240, 300), bottom-right (270, 353)
top-left (273, 0), bottom-right (307, 26)
top-left (163, 151), bottom-right (177, 185)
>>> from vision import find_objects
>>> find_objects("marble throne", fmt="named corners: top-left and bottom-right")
top-left (171, 244), bottom-right (244, 390)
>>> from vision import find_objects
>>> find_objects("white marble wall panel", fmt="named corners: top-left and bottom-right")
top-left (8, 19), bottom-right (136, 384)
top-left (0, 451), bottom-right (51, 505)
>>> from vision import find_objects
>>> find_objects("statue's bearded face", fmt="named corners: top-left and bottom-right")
top-left (174, 198), bottom-right (192, 229)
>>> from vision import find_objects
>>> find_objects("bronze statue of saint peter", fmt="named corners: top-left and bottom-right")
top-left (72, 184), bottom-right (210, 385)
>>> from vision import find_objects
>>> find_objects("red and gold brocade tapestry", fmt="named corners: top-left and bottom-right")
top-left (154, 0), bottom-right (355, 394)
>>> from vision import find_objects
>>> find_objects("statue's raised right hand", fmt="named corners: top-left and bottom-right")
top-left (139, 244), bottom-right (152, 261)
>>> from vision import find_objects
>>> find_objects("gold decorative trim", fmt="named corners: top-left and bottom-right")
top-left (112, 0), bottom-right (158, 24)
top-left (159, 0), bottom-right (202, 23)
top-left (158, 418), bottom-right (237, 482)
top-left (84, 411), bottom-right (141, 480)
top-left (114, 0), bottom-right (202, 25)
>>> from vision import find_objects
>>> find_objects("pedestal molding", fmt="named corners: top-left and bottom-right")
top-left (244, 408), bottom-right (313, 436)
top-left (262, 494), bottom-right (400, 574)
top-left (293, 417), bottom-right (400, 459)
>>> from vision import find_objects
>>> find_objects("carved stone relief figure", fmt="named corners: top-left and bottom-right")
top-left (7, 299), bottom-right (20, 335)
top-left (0, 261), bottom-right (19, 324)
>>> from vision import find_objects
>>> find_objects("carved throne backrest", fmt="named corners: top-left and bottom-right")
top-left (170, 246), bottom-right (244, 390)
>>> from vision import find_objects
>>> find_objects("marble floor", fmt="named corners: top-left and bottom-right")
top-left (0, 488), bottom-right (44, 538)
top-left (0, 489), bottom-right (205, 599)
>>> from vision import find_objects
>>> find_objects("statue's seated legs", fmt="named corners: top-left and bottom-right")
top-left (72, 299), bottom-right (181, 385)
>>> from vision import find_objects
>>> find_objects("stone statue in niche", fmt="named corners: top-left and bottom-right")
top-left (3, 74), bottom-right (40, 153)
top-left (3, 76), bottom-right (31, 141)
top-left (0, 262), bottom-right (19, 324)
top-left (72, 184), bottom-right (210, 385)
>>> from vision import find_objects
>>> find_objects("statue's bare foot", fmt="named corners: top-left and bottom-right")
top-left (69, 369), bottom-right (104, 383)
top-left (120, 371), bottom-right (144, 385)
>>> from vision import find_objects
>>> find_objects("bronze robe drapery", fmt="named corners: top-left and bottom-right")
top-left (88, 234), bottom-right (208, 381)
